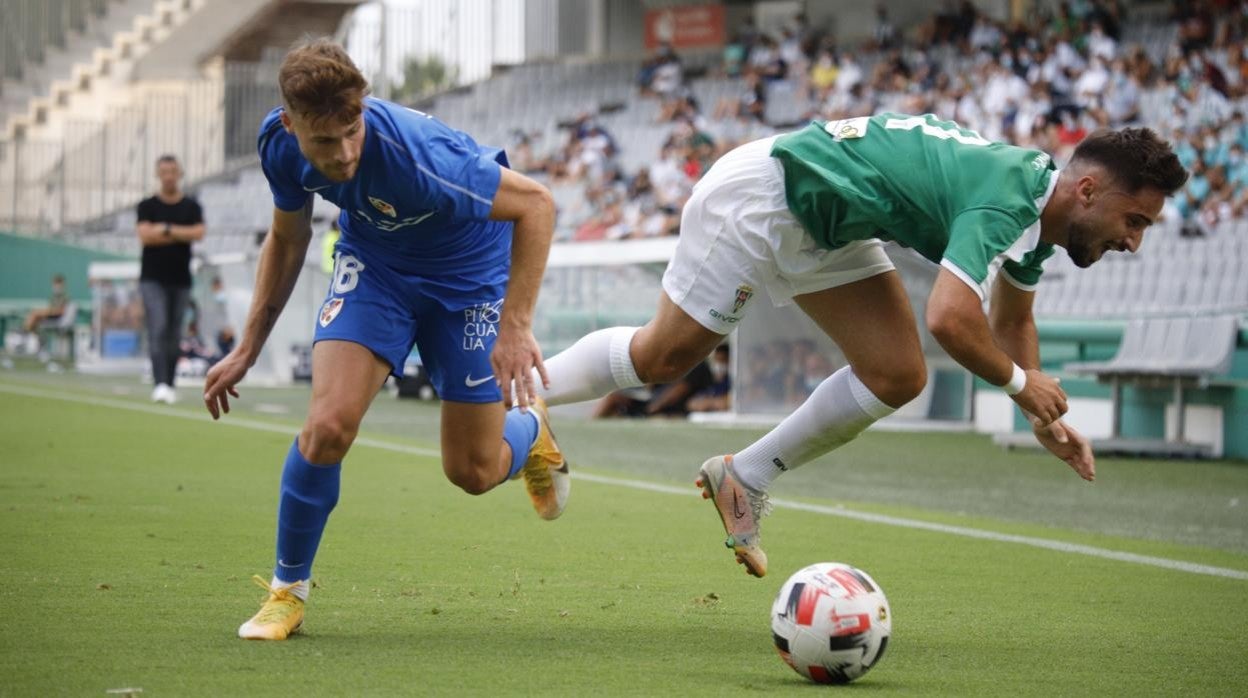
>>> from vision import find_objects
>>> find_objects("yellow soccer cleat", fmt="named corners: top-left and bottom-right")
top-left (238, 575), bottom-right (305, 640)
top-left (520, 397), bottom-right (571, 520)
top-left (696, 455), bottom-right (771, 578)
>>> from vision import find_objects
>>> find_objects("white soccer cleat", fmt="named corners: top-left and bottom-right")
top-left (696, 455), bottom-right (771, 577)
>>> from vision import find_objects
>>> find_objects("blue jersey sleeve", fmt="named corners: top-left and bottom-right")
top-left (257, 112), bottom-right (310, 212)
top-left (410, 130), bottom-right (502, 222)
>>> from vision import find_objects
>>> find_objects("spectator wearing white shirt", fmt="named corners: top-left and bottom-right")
top-left (1087, 21), bottom-right (1118, 62)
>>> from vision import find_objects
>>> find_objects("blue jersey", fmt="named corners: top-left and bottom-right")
top-left (257, 97), bottom-right (512, 277)
top-left (257, 98), bottom-right (515, 401)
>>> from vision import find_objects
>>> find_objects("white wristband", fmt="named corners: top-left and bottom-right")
top-left (1003, 363), bottom-right (1027, 396)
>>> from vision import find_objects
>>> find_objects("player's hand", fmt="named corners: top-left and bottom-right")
top-left (1033, 419), bottom-right (1095, 481)
top-left (491, 322), bottom-right (549, 410)
top-left (1010, 370), bottom-right (1068, 427)
top-left (203, 348), bottom-right (250, 420)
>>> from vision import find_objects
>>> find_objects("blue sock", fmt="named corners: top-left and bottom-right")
top-left (501, 408), bottom-right (540, 481)
top-left (273, 438), bottom-right (341, 583)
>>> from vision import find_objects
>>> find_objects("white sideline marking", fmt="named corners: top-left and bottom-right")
top-left (572, 473), bottom-right (1248, 581)
top-left (0, 382), bottom-right (440, 457)
top-left (4, 381), bottom-right (1247, 581)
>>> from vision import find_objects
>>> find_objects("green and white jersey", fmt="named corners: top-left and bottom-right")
top-left (770, 113), bottom-right (1058, 300)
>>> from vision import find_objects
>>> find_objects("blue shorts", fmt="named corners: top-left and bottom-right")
top-left (313, 242), bottom-right (507, 403)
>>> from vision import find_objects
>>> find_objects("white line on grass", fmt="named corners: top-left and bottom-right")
top-left (5, 381), bottom-right (1246, 581)
top-left (572, 472), bottom-right (1248, 581)
top-left (0, 381), bottom-right (441, 457)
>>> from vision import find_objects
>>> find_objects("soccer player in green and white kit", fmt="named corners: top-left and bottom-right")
top-left (535, 113), bottom-right (1188, 577)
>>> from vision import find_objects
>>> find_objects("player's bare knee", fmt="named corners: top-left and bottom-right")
top-left (300, 416), bottom-right (358, 464)
top-left (634, 345), bottom-right (700, 384)
top-left (444, 461), bottom-right (496, 495)
top-left (857, 364), bottom-right (927, 408)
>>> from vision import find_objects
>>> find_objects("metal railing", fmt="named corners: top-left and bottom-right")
top-left (1, 78), bottom-right (227, 236)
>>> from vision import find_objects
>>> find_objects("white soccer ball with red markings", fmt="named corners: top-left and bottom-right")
top-left (770, 562), bottom-right (892, 684)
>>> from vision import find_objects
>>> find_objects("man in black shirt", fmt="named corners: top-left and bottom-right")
top-left (135, 154), bottom-right (204, 404)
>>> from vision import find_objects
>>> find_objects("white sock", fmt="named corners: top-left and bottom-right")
top-left (537, 326), bottom-right (643, 406)
top-left (732, 367), bottom-right (896, 492)
top-left (271, 575), bottom-right (310, 601)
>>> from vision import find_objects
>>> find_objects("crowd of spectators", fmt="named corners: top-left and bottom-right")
top-left (520, 1), bottom-right (1248, 242)
top-left (739, 339), bottom-right (837, 412)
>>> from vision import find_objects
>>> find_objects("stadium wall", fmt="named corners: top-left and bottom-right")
top-left (0, 231), bottom-right (127, 303)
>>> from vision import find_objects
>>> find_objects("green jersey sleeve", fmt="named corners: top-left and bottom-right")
top-left (941, 208), bottom-right (1041, 300)
top-left (1000, 244), bottom-right (1055, 291)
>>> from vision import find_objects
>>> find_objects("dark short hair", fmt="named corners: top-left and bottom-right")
top-left (156, 154), bottom-right (179, 166)
top-left (1069, 128), bottom-right (1188, 196)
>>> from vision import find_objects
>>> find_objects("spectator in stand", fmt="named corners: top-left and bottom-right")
top-left (593, 358), bottom-right (715, 418)
top-left (788, 351), bottom-right (835, 407)
top-left (1196, 163), bottom-right (1236, 234)
top-left (778, 28), bottom-right (808, 82)
top-left (808, 48), bottom-right (839, 102)
top-left (1226, 143), bottom-right (1248, 186)
top-left (748, 35), bottom-right (788, 83)
top-left (650, 142), bottom-right (693, 210)
top-left (508, 130), bottom-right (542, 174)
top-left (723, 34), bottom-right (748, 78)
top-left (687, 344), bottom-right (733, 413)
top-left (1086, 20), bottom-right (1118, 62)
top-left (649, 44), bottom-right (685, 98)
top-left (1098, 58), bottom-right (1141, 125)
top-left (714, 70), bottom-right (767, 122)
top-left (872, 5), bottom-right (898, 50)
top-left (1179, 157), bottom-right (1211, 235)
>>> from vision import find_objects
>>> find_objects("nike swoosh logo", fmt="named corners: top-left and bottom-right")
top-left (302, 184), bottom-right (333, 192)
top-left (732, 490), bottom-right (747, 519)
top-left (464, 374), bottom-right (495, 388)
top-left (277, 560), bottom-right (300, 568)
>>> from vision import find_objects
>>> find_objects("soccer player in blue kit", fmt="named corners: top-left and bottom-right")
top-left (202, 39), bottom-right (568, 640)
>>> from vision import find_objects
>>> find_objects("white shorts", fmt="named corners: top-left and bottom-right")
top-left (662, 135), bottom-right (895, 334)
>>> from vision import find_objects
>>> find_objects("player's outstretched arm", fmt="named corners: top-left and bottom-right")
top-left (989, 279), bottom-right (1096, 479)
top-left (487, 167), bottom-right (556, 409)
top-left (926, 268), bottom-right (1068, 426)
top-left (203, 202), bottom-right (314, 419)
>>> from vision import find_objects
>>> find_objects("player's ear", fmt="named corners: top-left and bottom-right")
top-left (1077, 175), bottom-right (1096, 207)
top-left (280, 110), bottom-right (295, 134)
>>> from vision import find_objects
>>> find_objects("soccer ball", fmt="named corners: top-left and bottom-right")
top-left (770, 562), bottom-right (892, 684)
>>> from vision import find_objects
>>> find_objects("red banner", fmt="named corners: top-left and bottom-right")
top-left (644, 4), bottom-right (726, 50)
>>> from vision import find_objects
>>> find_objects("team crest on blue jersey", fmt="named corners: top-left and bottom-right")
top-left (369, 196), bottom-right (396, 217)
top-left (733, 284), bottom-right (754, 314)
top-left (319, 297), bottom-right (344, 327)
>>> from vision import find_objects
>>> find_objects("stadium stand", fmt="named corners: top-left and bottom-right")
top-left (41, 1), bottom-right (1248, 324)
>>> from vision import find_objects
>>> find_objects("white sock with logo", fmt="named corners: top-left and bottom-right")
top-left (537, 326), bottom-right (643, 406)
top-left (271, 576), bottom-right (310, 602)
top-left (732, 367), bottom-right (895, 492)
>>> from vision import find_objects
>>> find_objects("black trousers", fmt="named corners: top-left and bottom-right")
top-left (140, 280), bottom-right (190, 387)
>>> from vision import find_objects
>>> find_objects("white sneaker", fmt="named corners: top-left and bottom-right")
top-left (161, 385), bottom-right (177, 405)
top-left (151, 384), bottom-right (168, 403)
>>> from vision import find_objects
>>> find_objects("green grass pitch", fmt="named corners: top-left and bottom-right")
top-left (1, 371), bottom-right (1246, 696)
